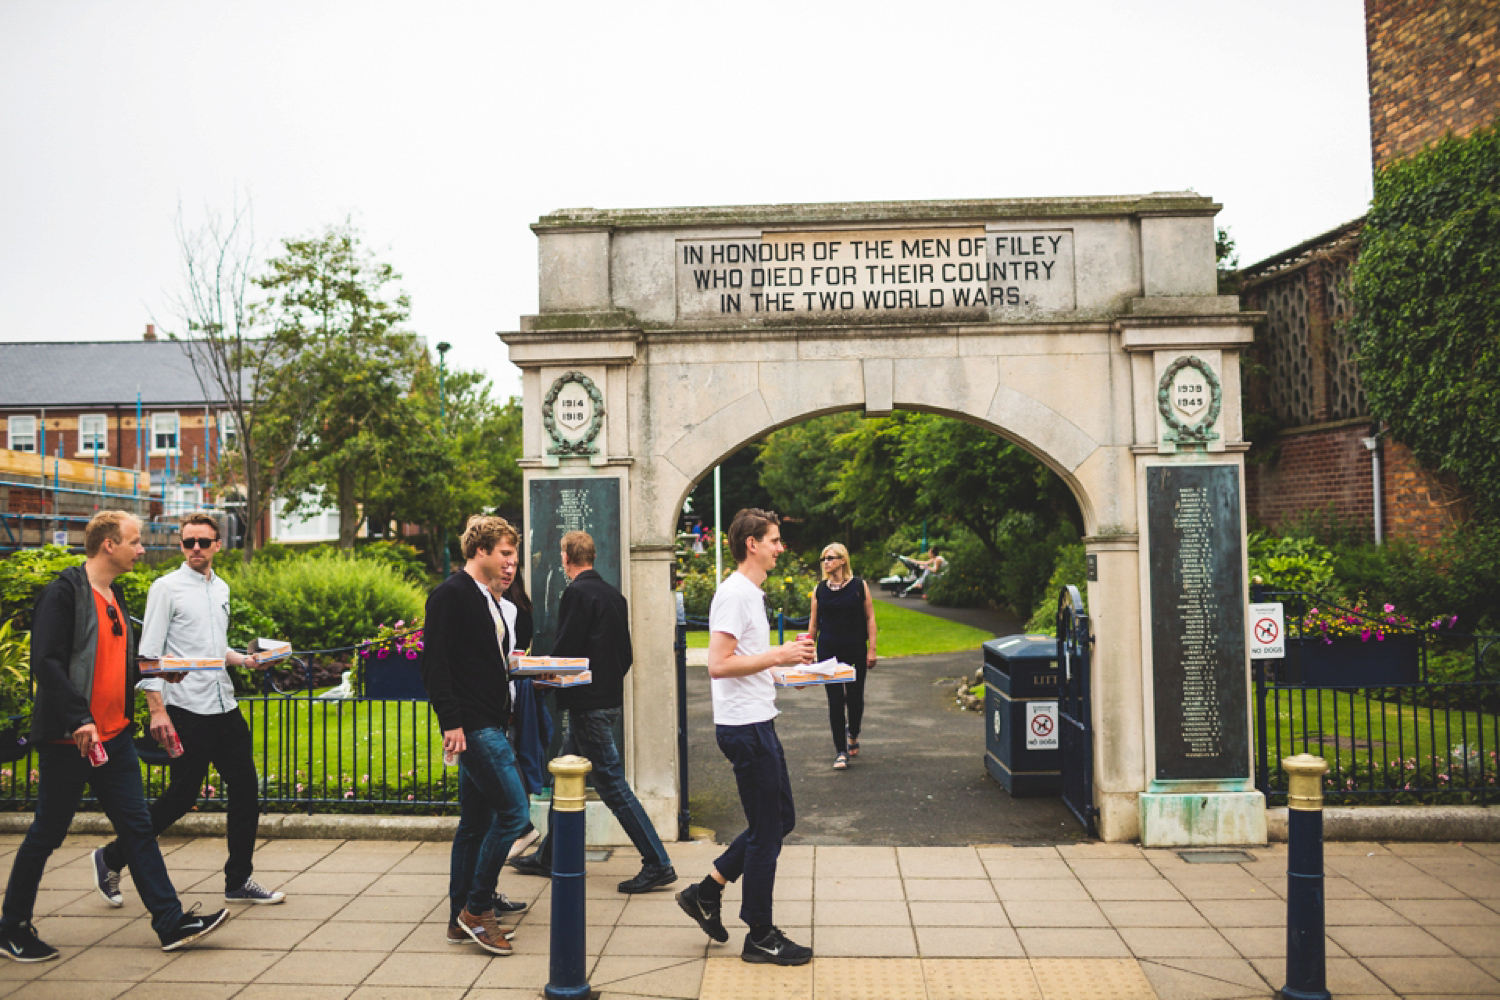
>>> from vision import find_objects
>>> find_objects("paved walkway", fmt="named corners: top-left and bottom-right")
top-left (3, 834), bottom-right (1498, 999)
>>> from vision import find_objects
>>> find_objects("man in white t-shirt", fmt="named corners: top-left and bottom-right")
top-left (675, 508), bottom-right (815, 966)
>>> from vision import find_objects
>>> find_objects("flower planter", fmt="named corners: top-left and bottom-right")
top-left (364, 652), bottom-right (428, 700)
top-left (1288, 633), bottom-right (1421, 687)
top-left (0, 714), bottom-right (28, 763)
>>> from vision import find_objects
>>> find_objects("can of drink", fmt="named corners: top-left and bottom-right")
top-left (166, 731), bottom-right (184, 758)
top-left (87, 741), bottom-right (108, 767)
top-left (443, 749), bottom-right (460, 767)
top-left (796, 632), bottom-right (812, 643)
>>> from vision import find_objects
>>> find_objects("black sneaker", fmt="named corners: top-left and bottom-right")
top-left (742, 926), bottom-right (812, 966)
top-left (507, 853), bottom-right (551, 878)
top-left (619, 863), bottom-right (677, 894)
top-left (493, 892), bottom-right (528, 913)
top-left (92, 847), bottom-right (123, 907)
top-left (160, 905), bottom-right (229, 952)
top-left (675, 882), bottom-right (728, 943)
top-left (0, 921), bottom-right (58, 963)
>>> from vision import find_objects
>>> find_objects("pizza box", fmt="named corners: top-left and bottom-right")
top-left (139, 656), bottom-right (226, 674)
top-left (773, 659), bottom-right (856, 687)
top-left (510, 654), bottom-right (589, 675)
top-left (251, 638), bottom-right (293, 664)
top-left (531, 670), bottom-right (593, 688)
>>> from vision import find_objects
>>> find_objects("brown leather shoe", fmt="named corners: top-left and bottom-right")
top-left (449, 917), bottom-right (517, 945)
top-left (457, 908), bottom-right (513, 956)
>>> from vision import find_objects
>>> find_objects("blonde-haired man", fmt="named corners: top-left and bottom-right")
top-left (420, 515), bottom-right (526, 956)
top-left (1, 512), bottom-right (227, 963)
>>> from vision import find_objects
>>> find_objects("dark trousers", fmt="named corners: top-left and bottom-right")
top-left (102, 705), bottom-right (259, 893)
top-left (536, 707), bottom-right (670, 868)
top-left (2, 734), bottom-right (185, 939)
top-left (713, 720), bottom-right (795, 927)
top-left (820, 642), bottom-right (869, 755)
top-left (449, 726), bottom-right (529, 923)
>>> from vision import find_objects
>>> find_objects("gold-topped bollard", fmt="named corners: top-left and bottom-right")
top-left (1279, 754), bottom-right (1330, 1000)
top-left (545, 755), bottom-right (595, 1000)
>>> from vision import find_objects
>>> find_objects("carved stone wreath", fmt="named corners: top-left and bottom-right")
top-left (1157, 355), bottom-right (1222, 446)
top-left (544, 371), bottom-right (605, 456)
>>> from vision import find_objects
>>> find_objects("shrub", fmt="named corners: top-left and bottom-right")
top-left (1332, 523), bottom-right (1500, 633)
top-left (926, 533), bottom-right (1005, 609)
top-left (1024, 543), bottom-right (1089, 634)
top-left (0, 546), bottom-right (82, 627)
top-left (355, 540), bottom-right (433, 587)
top-left (234, 551), bottom-right (425, 654)
top-left (0, 618), bottom-right (32, 718)
top-left (1248, 531), bottom-right (1336, 595)
top-left (677, 558), bottom-right (818, 623)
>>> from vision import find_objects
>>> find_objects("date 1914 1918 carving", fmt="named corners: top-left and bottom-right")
top-left (1147, 465), bottom-right (1249, 781)
top-left (676, 227), bottom-right (1075, 318)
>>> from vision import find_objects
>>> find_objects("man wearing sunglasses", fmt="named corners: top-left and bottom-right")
top-left (1, 511), bottom-right (228, 962)
top-left (94, 512), bottom-right (284, 909)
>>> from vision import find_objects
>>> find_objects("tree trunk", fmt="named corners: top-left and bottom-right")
top-left (337, 466), bottom-right (358, 551)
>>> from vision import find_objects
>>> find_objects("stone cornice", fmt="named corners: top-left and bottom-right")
top-left (533, 193), bottom-right (1221, 233)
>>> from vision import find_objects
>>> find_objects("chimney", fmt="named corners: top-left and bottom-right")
top-left (144, 324), bottom-right (157, 342)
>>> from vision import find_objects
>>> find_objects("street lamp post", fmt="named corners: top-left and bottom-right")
top-left (436, 341), bottom-right (452, 578)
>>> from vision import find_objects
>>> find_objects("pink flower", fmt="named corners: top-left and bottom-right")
top-left (406, 651), bottom-right (418, 660)
top-left (1450, 615), bottom-right (1458, 626)
top-left (1376, 632), bottom-right (1385, 641)
top-left (378, 649), bottom-right (389, 659)
top-left (1361, 629), bottom-right (1371, 641)
top-left (344, 790), bottom-right (354, 799)
top-left (1383, 603), bottom-right (1395, 613)
top-left (406, 794), bottom-right (414, 801)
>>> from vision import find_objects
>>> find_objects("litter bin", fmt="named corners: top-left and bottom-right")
top-left (983, 634), bottom-right (1062, 796)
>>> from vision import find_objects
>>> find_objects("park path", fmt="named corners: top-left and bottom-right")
top-left (6, 833), bottom-right (1498, 999)
top-left (685, 591), bottom-right (1078, 846)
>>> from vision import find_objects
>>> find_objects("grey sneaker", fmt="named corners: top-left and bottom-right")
top-left (92, 848), bottom-right (123, 908)
top-left (225, 878), bottom-right (285, 905)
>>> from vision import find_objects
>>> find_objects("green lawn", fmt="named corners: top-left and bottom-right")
top-left (685, 600), bottom-right (995, 658)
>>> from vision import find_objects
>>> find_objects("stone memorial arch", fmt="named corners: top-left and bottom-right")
top-left (502, 195), bottom-right (1265, 846)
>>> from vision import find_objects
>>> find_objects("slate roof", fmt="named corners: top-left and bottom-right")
top-left (0, 341), bottom-right (232, 408)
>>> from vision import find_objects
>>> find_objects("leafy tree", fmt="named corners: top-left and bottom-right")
top-left (756, 413), bottom-right (861, 549)
top-left (255, 222), bottom-right (421, 549)
top-left (685, 444), bottom-right (775, 538)
top-left (1351, 122), bottom-right (1500, 520)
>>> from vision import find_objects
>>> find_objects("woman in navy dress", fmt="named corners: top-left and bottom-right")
top-left (807, 543), bottom-right (878, 770)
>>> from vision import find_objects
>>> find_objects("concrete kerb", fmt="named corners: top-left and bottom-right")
top-left (3, 803), bottom-right (1497, 842)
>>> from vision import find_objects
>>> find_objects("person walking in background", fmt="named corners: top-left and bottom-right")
top-left (677, 508), bottom-right (814, 966)
top-left (510, 530), bottom-right (676, 893)
top-left (422, 515), bottom-right (527, 957)
top-left (1, 512), bottom-right (227, 962)
top-left (807, 542), bottom-right (878, 770)
top-left (95, 512), bottom-right (284, 908)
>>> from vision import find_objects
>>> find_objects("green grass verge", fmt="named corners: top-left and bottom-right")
top-left (685, 600), bottom-right (994, 658)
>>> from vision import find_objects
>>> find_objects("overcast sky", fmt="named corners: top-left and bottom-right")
top-left (0, 1), bottom-right (1372, 400)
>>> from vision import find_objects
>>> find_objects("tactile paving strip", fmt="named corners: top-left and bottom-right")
top-left (813, 958), bottom-right (925, 1000)
top-left (699, 955), bottom-right (813, 1000)
top-left (1030, 958), bottom-right (1157, 1000)
top-left (923, 958), bottom-right (1042, 1000)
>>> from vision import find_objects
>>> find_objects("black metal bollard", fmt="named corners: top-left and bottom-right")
top-left (1280, 753), bottom-right (1330, 1000)
top-left (544, 754), bottom-right (596, 1000)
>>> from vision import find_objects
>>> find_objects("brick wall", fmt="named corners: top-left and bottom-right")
top-left (1367, 0), bottom-right (1500, 169)
top-left (1382, 439), bottom-right (1471, 544)
top-left (1246, 422), bottom-right (1376, 536)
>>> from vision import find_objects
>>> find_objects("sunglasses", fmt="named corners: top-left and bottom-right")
top-left (104, 603), bottom-right (123, 637)
top-left (821, 555), bottom-right (842, 561)
top-left (181, 537), bottom-right (217, 550)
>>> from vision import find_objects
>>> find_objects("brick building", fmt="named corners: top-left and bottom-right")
top-left (1240, 0), bottom-right (1497, 544)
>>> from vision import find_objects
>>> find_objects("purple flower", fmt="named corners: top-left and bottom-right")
top-left (377, 649), bottom-right (389, 659)
top-left (406, 651), bottom-right (417, 660)
top-left (1361, 628), bottom-right (1371, 641)
top-left (1384, 603), bottom-right (1395, 613)
top-left (1376, 632), bottom-right (1385, 641)
top-left (1450, 615), bottom-right (1458, 626)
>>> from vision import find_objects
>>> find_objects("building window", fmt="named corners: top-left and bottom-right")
top-left (78, 414), bottom-right (108, 456)
top-left (7, 415), bottom-right (36, 453)
top-left (271, 495), bottom-right (344, 543)
top-left (166, 485), bottom-right (204, 517)
top-left (219, 411), bottom-right (238, 451)
top-left (151, 412), bottom-right (179, 454)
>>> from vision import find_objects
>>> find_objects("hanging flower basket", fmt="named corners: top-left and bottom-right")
top-left (0, 715), bottom-right (28, 763)
top-left (1288, 633), bottom-right (1422, 687)
top-left (358, 621), bottom-right (428, 700)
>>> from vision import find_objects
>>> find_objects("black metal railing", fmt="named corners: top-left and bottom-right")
top-left (1253, 589), bottom-right (1500, 806)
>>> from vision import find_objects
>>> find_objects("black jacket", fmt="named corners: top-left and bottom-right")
top-left (552, 569), bottom-right (632, 712)
top-left (30, 564), bottom-right (139, 742)
top-left (420, 571), bottom-right (513, 733)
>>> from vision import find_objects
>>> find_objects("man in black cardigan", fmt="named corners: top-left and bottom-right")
top-left (421, 515), bottom-right (527, 956)
top-left (510, 530), bottom-right (676, 893)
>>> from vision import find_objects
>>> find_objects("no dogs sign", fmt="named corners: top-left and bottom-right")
top-left (1248, 603), bottom-right (1285, 659)
top-left (1026, 701), bottom-right (1059, 750)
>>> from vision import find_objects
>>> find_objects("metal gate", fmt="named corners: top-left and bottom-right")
top-left (1056, 585), bottom-right (1098, 836)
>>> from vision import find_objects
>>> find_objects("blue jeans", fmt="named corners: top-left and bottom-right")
top-left (449, 726), bottom-right (530, 922)
top-left (537, 707), bottom-right (671, 868)
top-left (2, 733), bottom-right (185, 940)
top-left (714, 720), bottom-right (795, 927)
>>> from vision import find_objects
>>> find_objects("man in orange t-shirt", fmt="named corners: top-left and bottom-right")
top-left (0, 512), bottom-right (228, 964)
